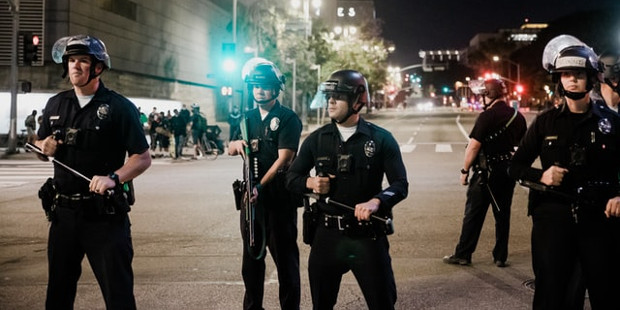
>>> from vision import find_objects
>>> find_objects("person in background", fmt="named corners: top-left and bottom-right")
top-left (24, 109), bottom-right (37, 145)
top-left (228, 106), bottom-right (241, 142)
top-left (443, 78), bottom-right (526, 267)
top-left (171, 108), bottom-right (188, 159)
top-left (598, 50), bottom-right (620, 113)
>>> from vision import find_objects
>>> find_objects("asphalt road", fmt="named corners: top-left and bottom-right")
top-left (0, 107), bottom-right (589, 309)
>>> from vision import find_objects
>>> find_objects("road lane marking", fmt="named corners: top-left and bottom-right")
top-left (456, 115), bottom-right (470, 141)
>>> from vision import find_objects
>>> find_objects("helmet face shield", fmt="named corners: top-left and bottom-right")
top-left (469, 78), bottom-right (507, 100)
top-left (468, 80), bottom-right (487, 95)
top-left (52, 35), bottom-right (111, 69)
top-left (542, 35), bottom-right (600, 74)
top-left (241, 58), bottom-right (285, 92)
top-left (542, 35), bottom-right (585, 72)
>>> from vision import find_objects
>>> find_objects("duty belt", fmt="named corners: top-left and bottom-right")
top-left (322, 214), bottom-right (349, 231)
top-left (56, 193), bottom-right (93, 209)
top-left (486, 153), bottom-right (511, 164)
top-left (321, 213), bottom-right (377, 238)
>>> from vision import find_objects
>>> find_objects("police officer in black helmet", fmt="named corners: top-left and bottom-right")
top-left (286, 70), bottom-right (408, 310)
top-left (228, 58), bottom-right (302, 310)
top-left (443, 78), bottom-right (526, 267)
top-left (34, 35), bottom-right (151, 309)
top-left (598, 50), bottom-right (620, 113)
top-left (509, 35), bottom-right (620, 309)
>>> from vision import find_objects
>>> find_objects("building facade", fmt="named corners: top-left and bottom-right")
top-left (0, 0), bottom-right (236, 134)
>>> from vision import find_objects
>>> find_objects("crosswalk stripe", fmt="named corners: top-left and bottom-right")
top-left (435, 144), bottom-right (453, 152)
top-left (400, 144), bottom-right (417, 153)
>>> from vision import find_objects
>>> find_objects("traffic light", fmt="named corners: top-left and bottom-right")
top-left (515, 84), bottom-right (524, 94)
top-left (220, 86), bottom-right (232, 96)
top-left (222, 43), bottom-right (236, 73)
top-left (22, 32), bottom-right (39, 64)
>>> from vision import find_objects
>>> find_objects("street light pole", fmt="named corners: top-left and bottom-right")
top-left (310, 64), bottom-right (321, 125)
top-left (285, 58), bottom-right (297, 113)
top-left (6, 0), bottom-right (20, 155)
top-left (493, 56), bottom-right (520, 84)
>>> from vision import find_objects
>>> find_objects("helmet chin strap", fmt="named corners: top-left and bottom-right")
top-left (482, 97), bottom-right (499, 110)
top-left (332, 94), bottom-right (362, 124)
top-left (604, 78), bottom-right (620, 95)
top-left (76, 66), bottom-right (99, 88)
top-left (564, 90), bottom-right (587, 100)
top-left (65, 59), bottom-right (102, 88)
top-left (558, 81), bottom-right (591, 100)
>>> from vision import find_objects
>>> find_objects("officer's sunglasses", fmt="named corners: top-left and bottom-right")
top-left (324, 92), bottom-right (349, 101)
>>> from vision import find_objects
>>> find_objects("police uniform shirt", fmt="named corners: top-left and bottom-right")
top-left (245, 101), bottom-right (302, 179)
top-left (287, 117), bottom-right (408, 217)
top-left (470, 101), bottom-right (526, 157)
top-left (510, 100), bottom-right (620, 201)
top-left (38, 81), bottom-right (149, 194)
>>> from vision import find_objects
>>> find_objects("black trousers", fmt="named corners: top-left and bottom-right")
top-left (308, 226), bottom-right (396, 310)
top-left (531, 201), bottom-right (618, 310)
top-left (45, 205), bottom-right (135, 310)
top-left (454, 170), bottom-right (514, 262)
top-left (240, 205), bottom-right (300, 310)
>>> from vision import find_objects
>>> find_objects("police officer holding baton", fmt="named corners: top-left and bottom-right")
top-left (286, 70), bottom-right (408, 310)
top-left (34, 35), bottom-right (151, 309)
top-left (509, 35), bottom-right (620, 309)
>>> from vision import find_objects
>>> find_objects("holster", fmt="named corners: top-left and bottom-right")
top-left (232, 179), bottom-right (243, 211)
top-left (123, 180), bottom-right (135, 206)
top-left (302, 199), bottom-right (319, 245)
top-left (38, 177), bottom-right (57, 221)
top-left (474, 149), bottom-right (490, 183)
top-left (102, 185), bottom-right (131, 214)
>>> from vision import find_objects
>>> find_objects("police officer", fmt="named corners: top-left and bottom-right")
top-left (508, 35), bottom-right (620, 309)
top-left (286, 70), bottom-right (408, 310)
top-left (598, 50), bottom-right (620, 113)
top-left (443, 78), bottom-right (526, 267)
top-left (34, 35), bottom-right (151, 309)
top-left (228, 58), bottom-right (302, 310)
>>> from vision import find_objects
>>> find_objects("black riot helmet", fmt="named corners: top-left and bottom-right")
top-left (52, 35), bottom-right (111, 84)
top-left (319, 69), bottom-right (370, 123)
top-left (542, 35), bottom-right (602, 100)
top-left (242, 58), bottom-right (286, 104)
top-left (468, 78), bottom-right (507, 108)
top-left (598, 50), bottom-right (620, 94)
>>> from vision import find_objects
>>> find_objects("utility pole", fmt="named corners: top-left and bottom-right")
top-left (6, 0), bottom-right (20, 155)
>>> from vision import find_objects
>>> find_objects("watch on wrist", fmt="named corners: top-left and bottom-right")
top-left (460, 168), bottom-right (469, 174)
top-left (108, 172), bottom-right (121, 187)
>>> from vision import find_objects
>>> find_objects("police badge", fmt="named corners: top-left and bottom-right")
top-left (270, 117), bottom-right (280, 131)
top-left (598, 118), bottom-right (612, 134)
top-left (364, 140), bottom-right (376, 158)
top-left (97, 104), bottom-right (110, 120)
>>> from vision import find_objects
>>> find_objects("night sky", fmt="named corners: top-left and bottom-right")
top-left (375, 0), bottom-right (620, 67)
